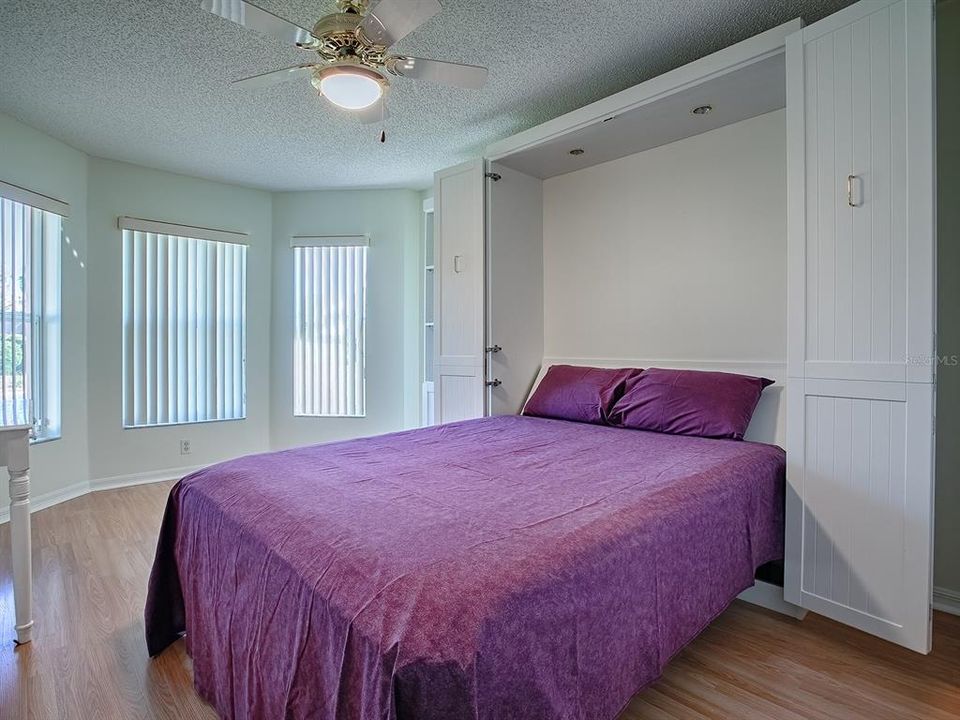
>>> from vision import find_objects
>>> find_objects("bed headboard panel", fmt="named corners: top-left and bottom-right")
top-left (532, 357), bottom-right (787, 448)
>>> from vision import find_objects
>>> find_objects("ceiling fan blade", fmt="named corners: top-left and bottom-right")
top-left (201, 0), bottom-right (316, 47)
top-left (387, 57), bottom-right (488, 89)
top-left (359, 0), bottom-right (441, 48)
top-left (232, 64), bottom-right (317, 89)
top-left (355, 99), bottom-right (391, 125)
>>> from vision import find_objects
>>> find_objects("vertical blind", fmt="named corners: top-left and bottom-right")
top-left (293, 241), bottom-right (367, 417)
top-left (122, 227), bottom-right (247, 427)
top-left (0, 198), bottom-right (37, 426)
top-left (0, 191), bottom-right (61, 434)
top-left (0, 187), bottom-right (62, 439)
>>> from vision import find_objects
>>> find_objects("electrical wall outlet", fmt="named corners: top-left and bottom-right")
top-left (180, 439), bottom-right (191, 456)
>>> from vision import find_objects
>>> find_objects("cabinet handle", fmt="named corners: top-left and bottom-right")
top-left (847, 174), bottom-right (862, 208)
top-left (454, 255), bottom-right (464, 273)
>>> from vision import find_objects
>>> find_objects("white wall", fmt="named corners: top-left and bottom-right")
top-left (0, 114), bottom-right (90, 506)
top-left (542, 110), bottom-right (787, 363)
top-left (85, 158), bottom-right (274, 481)
top-left (269, 189), bottom-right (421, 450)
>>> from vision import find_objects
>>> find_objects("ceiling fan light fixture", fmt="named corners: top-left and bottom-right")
top-left (313, 65), bottom-right (386, 110)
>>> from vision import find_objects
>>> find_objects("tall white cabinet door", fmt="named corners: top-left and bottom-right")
top-left (785, 0), bottom-right (935, 652)
top-left (485, 163), bottom-right (544, 415)
top-left (433, 159), bottom-right (486, 423)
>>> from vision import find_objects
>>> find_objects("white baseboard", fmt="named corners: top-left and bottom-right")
top-left (739, 580), bottom-right (808, 619)
top-left (89, 464), bottom-right (204, 492)
top-left (0, 480), bottom-right (91, 524)
top-left (0, 464), bottom-right (203, 524)
top-left (933, 586), bottom-right (960, 616)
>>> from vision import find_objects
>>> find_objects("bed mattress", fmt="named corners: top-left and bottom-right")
top-left (146, 415), bottom-right (785, 720)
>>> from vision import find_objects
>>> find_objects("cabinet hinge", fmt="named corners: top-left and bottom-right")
top-left (484, 172), bottom-right (502, 182)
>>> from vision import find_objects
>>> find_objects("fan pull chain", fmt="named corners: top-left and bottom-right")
top-left (379, 96), bottom-right (387, 143)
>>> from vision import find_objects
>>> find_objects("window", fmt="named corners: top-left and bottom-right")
top-left (293, 236), bottom-right (367, 417)
top-left (121, 218), bottom-right (247, 427)
top-left (0, 181), bottom-right (64, 441)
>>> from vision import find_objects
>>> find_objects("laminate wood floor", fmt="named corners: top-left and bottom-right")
top-left (0, 481), bottom-right (958, 719)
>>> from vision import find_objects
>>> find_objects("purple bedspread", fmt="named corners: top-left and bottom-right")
top-left (146, 416), bottom-right (785, 720)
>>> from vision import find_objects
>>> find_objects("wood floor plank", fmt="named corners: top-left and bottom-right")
top-left (0, 481), bottom-right (957, 719)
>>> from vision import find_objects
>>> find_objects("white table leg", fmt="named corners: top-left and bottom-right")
top-left (7, 433), bottom-right (33, 644)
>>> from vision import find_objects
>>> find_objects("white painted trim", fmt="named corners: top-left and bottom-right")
top-left (933, 587), bottom-right (960, 617)
top-left (0, 480), bottom-right (89, 524)
top-left (903, 0), bottom-right (937, 385)
top-left (290, 234), bottom-right (369, 248)
top-left (783, 378), bottom-right (804, 606)
top-left (0, 464), bottom-right (205, 524)
top-left (802, 361), bottom-right (908, 383)
top-left (118, 216), bottom-right (248, 245)
top-left (89, 464), bottom-right (205, 492)
top-left (797, 589), bottom-right (929, 651)
top-left (0, 179), bottom-right (70, 217)
top-left (739, 580), bottom-right (808, 619)
top-left (485, 19), bottom-right (802, 162)
top-left (798, 0), bottom-right (903, 42)
top-left (785, 28), bottom-right (805, 380)
top-left (540, 357), bottom-right (787, 377)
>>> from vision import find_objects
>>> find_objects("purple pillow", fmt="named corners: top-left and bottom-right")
top-left (523, 365), bottom-right (640, 425)
top-left (607, 368), bottom-right (774, 440)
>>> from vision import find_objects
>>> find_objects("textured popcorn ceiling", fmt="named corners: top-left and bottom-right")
top-left (0, 0), bottom-right (852, 191)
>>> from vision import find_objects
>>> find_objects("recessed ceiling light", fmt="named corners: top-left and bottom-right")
top-left (691, 104), bottom-right (713, 116)
top-left (569, 148), bottom-right (585, 156)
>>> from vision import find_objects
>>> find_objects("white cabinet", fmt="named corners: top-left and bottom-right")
top-left (433, 160), bottom-right (486, 424)
top-left (429, 0), bottom-right (936, 654)
top-left (785, 0), bottom-right (935, 652)
top-left (432, 160), bottom-right (544, 423)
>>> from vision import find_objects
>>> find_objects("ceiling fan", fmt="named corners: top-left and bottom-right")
top-left (201, 0), bottom-right (488, 127)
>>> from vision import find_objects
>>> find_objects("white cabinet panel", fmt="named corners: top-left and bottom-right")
top-left (434, 160), bottom-right (486, 424)
top-left (801, 2), bottom-right (912, 377)
top-left (790, 380), bottom-right (933, 650)
top-left (437, 369), bottom-right (484, 424)
top-left (435, 160), bottom-right (485, 367)
top-left (786, 0), bottom-right (935, 653)
top-left (802, 391), bottom-right (906, 615)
